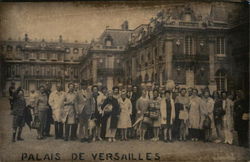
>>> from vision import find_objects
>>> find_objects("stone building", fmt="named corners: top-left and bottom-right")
top-left (0, 34), bottom-right (89, 94)
top-left (122, 2), bottom-right (248, 93)
top-left (79, 21), bottom-right (132, 90)
top-left (0, 1), bottom-right (248, 95)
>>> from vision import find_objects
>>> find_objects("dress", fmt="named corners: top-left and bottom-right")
top-left (223, 98), bottom-right (234, 144)
top-left (188, 96), bottom-right (202, 129)
top-left (150, 97), bottom-right (161, 128)
top-left (101, 97), bottom-right (120, 138)
top-left (117, 98), bottom-right (132, 129)
top-left (160, 98), bottom-right (175, 128)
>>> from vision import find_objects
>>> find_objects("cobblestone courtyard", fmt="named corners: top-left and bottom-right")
top-left (0, 97), bottom-right (249, 162)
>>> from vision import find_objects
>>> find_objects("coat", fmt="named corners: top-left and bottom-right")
top-left (49, 91), bottom-right (65, 122)
top-left (188, 96), bottom-right (202, 129)
top-left (160, 98), bottom-right (175, 125)
top-left (135, 96), bottom-right (150, 120)
top-left (101, 97), bottom-right (120, 129)
top-left (200, 97), bottom-right (215, 129)
top-left (117, 98), bottom-right (132, 128)
top-left (234, 99), bottom-right (249, 132)
top-left (223, 98), bottom-right (234, 131)
top-left (62, 92), bottom-right (77, 124)
top-left (76, 90), bottom-right (88, 115)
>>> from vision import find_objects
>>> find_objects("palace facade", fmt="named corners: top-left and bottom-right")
top-left (0, 1), bottom-right (248, 96)
top-left (0, 35), bottom-right (89, 94)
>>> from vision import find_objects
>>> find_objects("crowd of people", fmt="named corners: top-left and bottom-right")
top-left (9, 81), bottom-right (249, 148)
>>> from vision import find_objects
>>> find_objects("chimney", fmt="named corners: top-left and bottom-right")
top-left (24, 33), bottom-right (28, 42)
top-left (121, 20), bottom-right (129, 30)
top-left (59, 35), bottom-right (63, 43)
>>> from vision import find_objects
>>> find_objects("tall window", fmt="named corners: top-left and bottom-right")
top-left (184, 36), bottom-right (194, 55)
top-left (216, 37), bottom-right (225, 55)
top-left (215, 69), bottom-right (227, 91)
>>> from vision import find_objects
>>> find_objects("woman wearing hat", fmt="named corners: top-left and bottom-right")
top-left (117, 90), bottom-right (132, 141)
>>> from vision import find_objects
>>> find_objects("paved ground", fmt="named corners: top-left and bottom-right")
top-left (0, 97), bottom-right (249, 162)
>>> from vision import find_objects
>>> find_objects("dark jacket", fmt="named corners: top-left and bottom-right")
top-left (234, 99), bottom-right (249, 132)
top-left (12, 93), bottom-right (26, 116)
top-left (213, 99), bottom-right (225, 123)
top-left (101, 97), bottom-right (120, 129)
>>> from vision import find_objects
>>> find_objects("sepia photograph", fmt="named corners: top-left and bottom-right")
top-left (0, 0), bottom-right (249, 161)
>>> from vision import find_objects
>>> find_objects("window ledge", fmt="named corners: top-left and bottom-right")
top-left (216, 54), bottom-right (226, 57)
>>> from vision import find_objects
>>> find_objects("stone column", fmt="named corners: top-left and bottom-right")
top-left (92, 58), bottom-right (97, 84)
top-left (208, 37), bottom-right (217, 92)
top-left (164, 39), bottom-right (173, 80)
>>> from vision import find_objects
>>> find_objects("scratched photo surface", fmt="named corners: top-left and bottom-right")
top-left (0, 1), bottom-right (249, 161)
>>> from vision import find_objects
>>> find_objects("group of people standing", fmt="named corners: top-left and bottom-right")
top-left (9, 82), bottom-right (249, 148)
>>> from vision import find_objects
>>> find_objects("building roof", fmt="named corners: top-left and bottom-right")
top-left (98, 29), bottom-right (133, 47)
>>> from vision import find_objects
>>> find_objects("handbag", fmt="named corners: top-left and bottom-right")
top-left (142, 116), bottom-right (152, 125)
top-left (103, 104), bottom-right (113, 114)
top-left (203, 115), bottom-right (211, 129)
top-left (31, 116), bottom-right (40, 129)
top-left (148, 107), bottom-right (160, 120)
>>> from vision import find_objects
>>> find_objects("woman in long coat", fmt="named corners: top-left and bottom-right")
top-left (101, 90), bottom-right (120, 142)
top-left (160, 90), bottom-right (175, 142)
top-left (200, 90), bottom-right (214, 142)
top-left (222, 92), bottom-right (234, 144)
top-left (62, 83), bottom-right (77, 141)
top-left (48, 84), bottom-right (65, 139)
top-left (188, 89), bottom-right (203, 141)
top-left (117, 90), bottom-right (132, 141)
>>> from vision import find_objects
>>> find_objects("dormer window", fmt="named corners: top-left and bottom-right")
top-left (7, 45), bottom-right (13, 52)
top-left (73, 48), bottom-right (79, 54)
top-left (104, 35), bottom-right (113, 47)
top-left (65, 48), bottom-right (70, 53)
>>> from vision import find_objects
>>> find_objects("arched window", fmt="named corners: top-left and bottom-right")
top-left (215, 69), bottom-right (227, 91)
